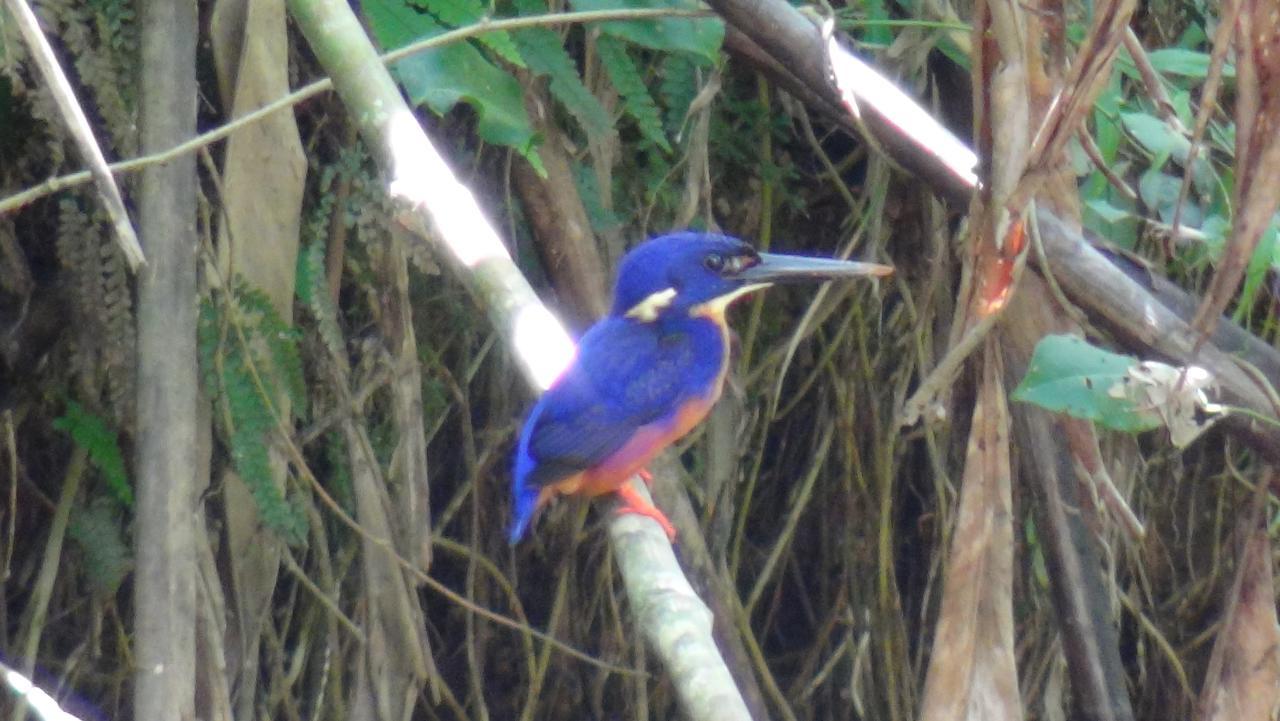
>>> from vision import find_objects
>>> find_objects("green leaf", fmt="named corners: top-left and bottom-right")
top-left (54, 400), bottom-right (133, 507)
top-left (596, 35), bottom-right (670, 151)
top-left (1011, 334), bottom-right (1162, 433)
top-left (1121, 111), bottom-right (1216, 192)
top-left (297, 240), bottom-right (346, 359)
top-left (1234, 222), bottom-right (1280, 321)
top-left (364, 0), bottom-right (538, 158)
top-left (1147, 48), bottom-right (1234, 79)
top-left (1091, 73), bottom-right (1124, 163)
top-left (1121, 111), bottom-right (1187, 159)
top-left (858, 0), bottom-right (893, 47)
top-left (235, 284), bottom-right (308, 419)
top-left (1200, 214), bottom-right (1229, 250)
top-left (1082, 188), bottom-right (1138, 249)
top-left (1138, 166), bottom-right (1197, 224)
top-left (658, 53), bottom-right (697, 136)
top-left (1084, 197), bottom-right (1131, 224)
top-left (511, 25), bottom-right (613, 141)
top-left (569, 0), bottom-right (723, 62)
top-left (572, 162), bottom-right (622, 232)
top-left (198, 283), bottom-right (310, 546)
top-left (415, 0), bottom-right (526, 67)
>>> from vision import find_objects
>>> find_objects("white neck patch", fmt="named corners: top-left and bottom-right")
top-left (624, 287), bottom-right (678, 322)
top-left (689, 283), bottom-right (772, 318)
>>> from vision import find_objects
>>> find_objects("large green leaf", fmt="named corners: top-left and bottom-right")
top-left (1120, 111), bottom-right (1216, 193)
top-left (1011, 334), bottom-right (1162, 433)
top-left (364, 0), bottom-right (538, 157)
top-left (1147, 48), bottom-right (1235, 79)
top-left (1121, 111), bottom-right (1188, 159)
top-left (569, 0), bottom-right (723, 62)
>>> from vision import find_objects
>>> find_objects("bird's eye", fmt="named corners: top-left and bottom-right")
top-left (703, 253), bottom-right (725, 272)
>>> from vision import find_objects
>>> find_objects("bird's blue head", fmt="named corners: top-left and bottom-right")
top-left (610, 232), bottom-right (893, 322)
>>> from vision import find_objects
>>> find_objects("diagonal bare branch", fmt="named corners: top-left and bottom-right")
top-left (3, 0), bottom-right (145, 270)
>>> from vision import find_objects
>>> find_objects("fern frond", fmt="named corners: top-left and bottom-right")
top-left (55, 194), bottom-right (135, 422)
top-left (55, 198), bottom-right (96, 318)
top-left (198, 283), bottom-right (309, 545)
top-left (224, 367), bottom-right (306, 544)
top-left (99, 236), bottom-right (135, 423)
top-left (53, 399), bottom-right (133, 507)
top-left (37, 0), bottom-right (137, 154)
top-left (197, 299), bottom-right (223, 396)
top-left (233, 282), bottom-right (308, 420)
top-left (510, 0), bottom-right (612, 142)
top-left (413, 0), bottom-right (525, 68)
top-left (659, 53), bottom-right (697, 139)
top-left (572, 162), bottom-right (622, 232)
top-left (597, 35), bottom-right (670, 152)
top-left (517, 29), bottom-right (612, 140)
top-left (297, 240), bottom-right (346, 362)
top-left (323, 431), bottom-right (356, 515)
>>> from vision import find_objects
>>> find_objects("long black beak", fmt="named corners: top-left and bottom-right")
top-left (737, 252), bottom-right (894, 285)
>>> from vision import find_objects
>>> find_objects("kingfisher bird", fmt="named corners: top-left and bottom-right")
top-left (509, 232), bottom-right (892, 543)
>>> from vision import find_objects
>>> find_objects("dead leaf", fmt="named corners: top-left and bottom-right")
top-left (1201, 521), bottom-right (1280, 721)
top-left (209, 0), bottom-right (307, 716)
top-left (919, 347), bottom-right (1023, 721)
top-left (1122, 361), bottom-right (1225, 447)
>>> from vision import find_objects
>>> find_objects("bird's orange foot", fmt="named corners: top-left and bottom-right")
top-left (614, 483), bottom-right (677, 542)
top-left (637, 467), bottom-right (654, 486)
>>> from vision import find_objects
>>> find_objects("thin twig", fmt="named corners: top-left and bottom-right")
top-left (3, 0), bottom-right (145, 269)
top-left (280, 549), bottom-right (366, 643)
top-left (0, 8), bottom-right (707, 217)
top-left (1121, 28), bottom-right (1187, 133)
top-left (1077, 129), bottom-right (1137, 202)
top-left (13, 445), bottom-right (85, 721)
top-left (744, 424), bottom-right (833, 614)
top-left (1167, 0), bottom-right (1241, 253)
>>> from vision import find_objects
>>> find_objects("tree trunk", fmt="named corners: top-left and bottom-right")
top-left (134, 1), bottom-right (200, 719)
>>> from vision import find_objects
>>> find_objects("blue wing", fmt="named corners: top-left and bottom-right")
top-left (508, 315), bottom-right (724, 541)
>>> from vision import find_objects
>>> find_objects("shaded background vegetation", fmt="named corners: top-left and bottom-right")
top-left (0, 0), bottom-right (1276, 719)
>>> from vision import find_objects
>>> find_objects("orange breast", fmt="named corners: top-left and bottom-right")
top-left (543, 313), bottom-right (732, 505)
top-left (544, 394), bottom-right (720, 503)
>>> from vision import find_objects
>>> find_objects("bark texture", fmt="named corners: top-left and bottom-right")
top-left (134, 1), bottom-right (200, 719)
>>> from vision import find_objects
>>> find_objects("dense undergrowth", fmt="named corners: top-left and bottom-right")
top-left (0, 0), bottom-right (1275, 718)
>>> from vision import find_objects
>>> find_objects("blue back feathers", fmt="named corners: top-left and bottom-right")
top-left (509, 232), bottom-right (745, 542)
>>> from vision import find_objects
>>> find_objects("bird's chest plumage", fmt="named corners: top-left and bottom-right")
top-left (562, 314), bottom-right (729, 495)
top-left (643, 314), bottom-right (729, 406)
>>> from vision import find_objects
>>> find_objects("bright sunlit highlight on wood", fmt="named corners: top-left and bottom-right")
top-left (3, 665), bottom-right (82, 721)
top-left (386, 110), bottom-right (511, 267)
top-left (513, 304), bottom-right (577, 391)
top-left (825, 32), bottom-right (980, 190)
